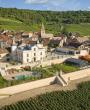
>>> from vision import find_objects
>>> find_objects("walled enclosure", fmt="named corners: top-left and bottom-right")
top-left (61, 68), bottom-right (90, 82)
top-left (0, 76), bottom-right (56, 95)
top-left (0, 68), bottom-right (90, 97)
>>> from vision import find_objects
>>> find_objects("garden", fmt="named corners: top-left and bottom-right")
top-left (0, 63), bottom-right (79, 88)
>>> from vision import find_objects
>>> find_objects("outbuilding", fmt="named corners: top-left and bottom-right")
top-left (64, 58), bottom-right (88, 67)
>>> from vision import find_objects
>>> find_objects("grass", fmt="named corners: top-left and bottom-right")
top-left (0, 75), bottom-right (7, 87)
top-left (45, 23), bottom-right (90, 36)
top-left (32, 63), bottom-right (79, 77)
top-left (0, 17), bottom-right (90, 35)
top-left (0, 17), bottom-right (40, 32)
top-left (0, 17), bottom-right (22, 23)
top-left (66, 23), bottom-right (90, 36)
top-left (51, 64), bottom-right (79, 73)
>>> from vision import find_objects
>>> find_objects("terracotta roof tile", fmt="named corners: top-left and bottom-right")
top-left (0, 48), bottom-right (8, 54)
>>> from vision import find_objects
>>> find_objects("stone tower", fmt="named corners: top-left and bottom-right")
top-left (41, 23), bottom-right (45, 38)
top-left (11, 37), bottom-right (17, 53)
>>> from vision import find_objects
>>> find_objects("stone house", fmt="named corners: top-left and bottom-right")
top-left (0, 48), bottom-right (9, 61)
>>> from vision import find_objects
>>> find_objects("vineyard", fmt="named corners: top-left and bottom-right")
top-left (1, 81), bottom-right (90, 110)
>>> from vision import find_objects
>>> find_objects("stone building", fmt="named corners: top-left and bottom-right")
top-left (41, 23), bottom-right (53, 39)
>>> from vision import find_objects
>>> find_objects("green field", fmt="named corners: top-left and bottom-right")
top-left (0, 17), bottom-right (90, 35)
top-left (0, 17), bottom-right (40, 32)
top-left (66, 24), bottom-right (90, 36)
top-left (1, 81), bottom-right (90, 110)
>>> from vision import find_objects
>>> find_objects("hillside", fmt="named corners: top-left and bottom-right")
top-left (66, 24), bottom-right (90, 36)
top-left (0, 17), bottom-right (40, 32)
top-left (0, 8), bottom-right (90, 35)
top-left (0, 17), bottom-right (90, 35)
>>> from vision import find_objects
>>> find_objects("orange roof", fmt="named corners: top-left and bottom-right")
top-left (80, 55), bottom-right (90, 62)
top-left (0, 34), bottom-right (11, 42)
top-left (0, 48), bottom-right (8, 54)
top-left (0, 34), bottom-right (14, 45)
top-left (22, 39), bottom-right (37, 45)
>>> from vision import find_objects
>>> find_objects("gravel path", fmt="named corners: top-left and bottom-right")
top-left (0, 76), bottom-right (90, 108)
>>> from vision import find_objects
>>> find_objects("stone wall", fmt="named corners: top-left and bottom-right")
top-left (61, 68), bottom-right (90, 82)
top-left (0, 68), bottom-right (90, 97)
top-left (41, 55), bottom-right (79, 67)
top-left (0, 76), bottom-right (56, 95)
top-left (5, 55), bottom-right (79, 70)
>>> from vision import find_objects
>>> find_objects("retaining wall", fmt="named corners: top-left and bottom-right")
top-left (6, 55), bottom-right (79, 70)
top-left (0, 76), bottom-right (56, 95)
top-left (61, 68), bottom-right (90, 82)
top-left (0, 68), bottom-right (90, 97)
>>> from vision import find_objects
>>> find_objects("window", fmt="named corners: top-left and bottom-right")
top-left (34, 53), bottom-right (36, 56)
top-left (34, 48), bottom-right (36, 51)
top-left (40, 52), bottom-right (42, 55)
top-left (27, 59), bottom-right (29, 62)
top-left (27, 54), bottom-right (29, 57)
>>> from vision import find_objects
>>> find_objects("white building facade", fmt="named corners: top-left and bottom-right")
top-left (11, 43), bottom-right (46, 64)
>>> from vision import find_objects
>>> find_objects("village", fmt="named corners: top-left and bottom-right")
top-left (0, 0), bottom-right (90, 109)
top-left (0, 23), bottom-right (90, 80)
top-left (0, 23), bottom-right (90, 98)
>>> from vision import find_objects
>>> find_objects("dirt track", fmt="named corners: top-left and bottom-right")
top-left (0, 76), bottom-right (90, 108)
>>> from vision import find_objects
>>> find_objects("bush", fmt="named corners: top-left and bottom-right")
top-left (23, 66), bottom-right (31, 71)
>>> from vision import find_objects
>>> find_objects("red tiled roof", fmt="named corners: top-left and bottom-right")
top-left (79, 55), bottom-right (90, 62)
top-left (0, 48), bottom-right (8, 54)
top-left (42, 38), bottom-right (50, 46)
top-left (22, 39), bottom-right (37, 45)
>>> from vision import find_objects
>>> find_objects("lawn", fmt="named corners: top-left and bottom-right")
top-left (32, 63), bottom-right (79, 78)
top-left (51, 63), bottom-right (79, 73)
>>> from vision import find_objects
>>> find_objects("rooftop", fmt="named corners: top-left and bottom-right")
top-left (18, 43), bottom-right (44, 51)
top-left (18, 45), bottom-right (32, 51)
top-left (64, 58), bottom-right (88, 67)
top-left (0, 48), bottom-right (8, 54)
